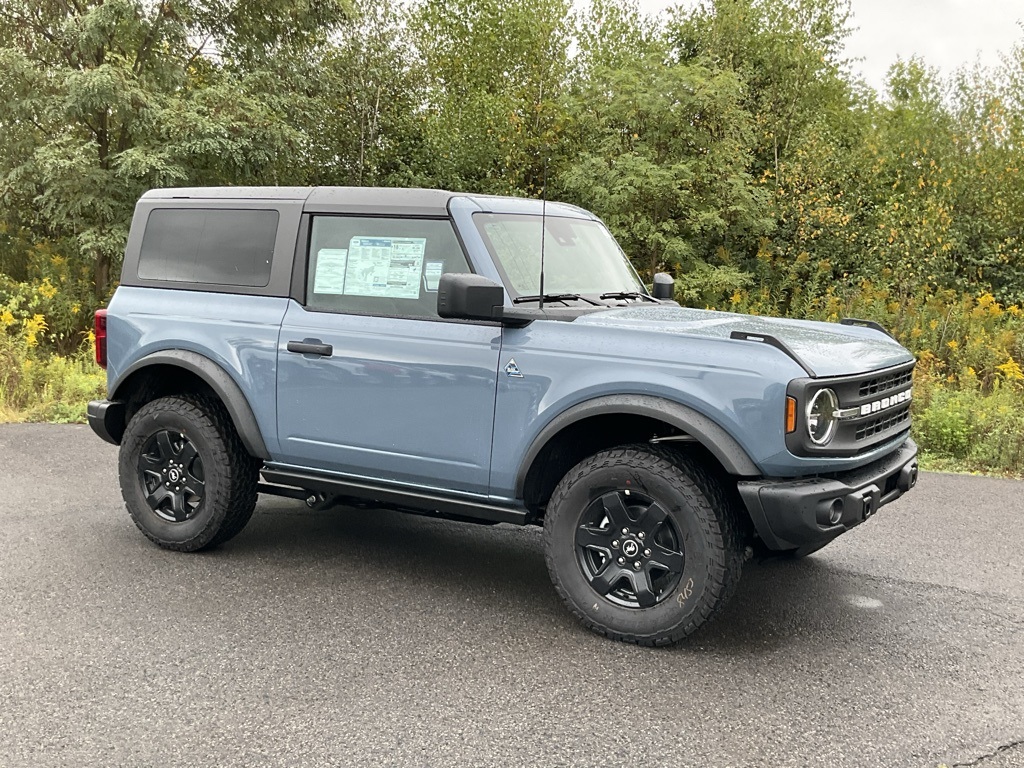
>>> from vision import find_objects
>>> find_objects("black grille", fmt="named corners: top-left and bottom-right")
top-left (787, 360), bottom-right (916, 457)
top-left (855, 406), bottom-right (911, 441)
top-left (859, 369), bottom-right (913, 398)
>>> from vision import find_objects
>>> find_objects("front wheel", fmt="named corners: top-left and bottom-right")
top-left (118, 395), bottom-right (259, 551)
top-left (544, 446), bottom-right (743, 646)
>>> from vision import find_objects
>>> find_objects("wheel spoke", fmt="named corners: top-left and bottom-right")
top-left (167, 491), bottom-right (189, 521)
top-left (140, 453), bottom-right (162, 469)
top-left (146, 484), bottom-right (171, 511)
top-left (636, 500), bottom-right (668, 535)
top-left (575, 524), bottom-right (613, 551)
top-left (629, 568), bottom-right (658, 608)
top-left (177, 441), bottom-right (198, 467)
top-left (589, 561), bottom-right (624, 596)
top-left (600, 492), bottom-right (631, 529)
top-left (649, 543), bottom-right (683, 574)
top-left (156, 431), bottom-right (175, 459)
top-left (182, 475), bottom-right (205, 499)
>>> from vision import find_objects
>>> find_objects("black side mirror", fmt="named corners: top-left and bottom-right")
top-left (437, 273), bottom-right (505, 321)
top-left (652, 272), bottom-right (674, 300)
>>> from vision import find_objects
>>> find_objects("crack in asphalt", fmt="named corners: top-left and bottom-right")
top-left (948, 737), bottom-right (1024, 767)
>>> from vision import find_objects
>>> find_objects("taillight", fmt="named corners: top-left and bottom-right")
top-left (94, 309), bottom-right (108, 369)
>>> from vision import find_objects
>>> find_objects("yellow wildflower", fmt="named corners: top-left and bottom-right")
top-left (37, 278), bottom-right (58, 300)
top-left (23, 314), bottom-right (47, 348)
top-left (996, 359), bottom-right (1024, 381)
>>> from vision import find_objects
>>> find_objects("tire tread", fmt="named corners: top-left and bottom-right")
top-left (119, 394), bottom-right (258, 551)
top-left (543, 444), bottom-right (743, 647)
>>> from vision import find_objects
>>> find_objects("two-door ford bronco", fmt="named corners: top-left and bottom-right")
top-left (88, 187), bottom-right (919, 645)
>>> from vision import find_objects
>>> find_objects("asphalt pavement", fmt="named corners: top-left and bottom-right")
top-left (0, 423), bottom-right (1021, 768)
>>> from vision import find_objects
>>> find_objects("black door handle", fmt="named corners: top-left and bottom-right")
top-left (287, 340), bottom-right (333, 357)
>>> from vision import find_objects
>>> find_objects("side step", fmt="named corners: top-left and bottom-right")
top-left (259, 468), bottom-right (531, 526)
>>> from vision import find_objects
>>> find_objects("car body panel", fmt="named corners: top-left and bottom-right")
top-left (104, 286), bottom-right (288, 455)
top-left (275, 302), bottom-right (502, 495)
top-left (573, 306), bottom-right (912, 379)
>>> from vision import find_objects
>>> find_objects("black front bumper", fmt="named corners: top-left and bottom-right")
top-left (737, 439), bottom-right (919, 551)
top-left (87, 399), bottom-right (126, 445)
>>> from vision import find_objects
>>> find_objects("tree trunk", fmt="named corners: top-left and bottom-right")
top-left (94, 250), bottom-right (110, 302)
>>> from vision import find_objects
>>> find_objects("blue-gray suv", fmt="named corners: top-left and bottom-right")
top-left (88, 186), bottom-right (919, 646)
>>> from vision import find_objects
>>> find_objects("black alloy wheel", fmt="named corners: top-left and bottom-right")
top-left (544, 445), bottom-right (744, 646)
top-left (574, 490), bottom-right (684, 608)
top-left (138, 429), bottom-right (206, 523)
top-left (119, 395), bottom-right (259, 551)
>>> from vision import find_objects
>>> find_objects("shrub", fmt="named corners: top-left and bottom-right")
top-left (0, 319), bottom-right (105, 423)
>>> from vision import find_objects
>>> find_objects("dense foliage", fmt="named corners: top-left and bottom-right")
top-left (1, 0), bottom-right (1022, 472)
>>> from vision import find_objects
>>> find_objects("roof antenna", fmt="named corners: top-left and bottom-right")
top-left (538, 155), bottom-right (548, 311)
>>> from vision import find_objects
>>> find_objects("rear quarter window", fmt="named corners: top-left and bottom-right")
top-left (138, 208), bottom-right (279, 287)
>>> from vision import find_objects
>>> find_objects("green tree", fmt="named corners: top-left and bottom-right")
top-left (558, 47), bottom-right (771, 298)
top-left (295, 0), bottom-right (433, 188)
top-left (409, 0), bottom-right (573, 195)
top-left (0, 0), bottom-right (348, 300)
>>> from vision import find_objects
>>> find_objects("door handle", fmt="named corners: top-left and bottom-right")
top-left (287, 340), bottom-right (333, 357)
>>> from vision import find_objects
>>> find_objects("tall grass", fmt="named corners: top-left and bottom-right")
top-left (0, 333), bottom-right (106, 423)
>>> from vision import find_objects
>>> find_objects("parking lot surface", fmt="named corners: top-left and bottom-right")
top-left (0, 424), bottom-right (1021, 767)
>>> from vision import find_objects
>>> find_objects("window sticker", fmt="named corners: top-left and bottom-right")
top-left (424, 261), bottom-right (444, 292)
top-left (312, 248), bottom-right (349, 295)
top-left (344, 237), bottom-right (426, 298)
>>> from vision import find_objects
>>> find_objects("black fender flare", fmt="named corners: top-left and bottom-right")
top-left (514, 394), bottom-right (761, 498)
top-left (112, 349), bottom-right (270, 459)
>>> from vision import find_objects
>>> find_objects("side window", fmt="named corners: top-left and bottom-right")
top-left (306, 216), bottom-right (471, 319)
top-left (138, 208), bottom-right (278, 287)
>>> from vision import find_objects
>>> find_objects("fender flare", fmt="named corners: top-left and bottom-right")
top-left (112, 349), bottom-right (270, 459)
top-left (514, 394), bottom-right (761, 498)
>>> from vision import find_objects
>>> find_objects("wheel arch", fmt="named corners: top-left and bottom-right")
top-left (516, 395), bottom-right (761, 511)
top-left (111, 349), bottom-right (270, 459)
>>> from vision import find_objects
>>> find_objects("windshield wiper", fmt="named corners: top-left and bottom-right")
top-left (599, 291), bottom-right (660, 303)
top-left (512, 293), bottom-right (605, 307)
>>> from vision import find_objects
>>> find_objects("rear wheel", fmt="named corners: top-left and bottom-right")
top-left (544, 445), bottom-right (743, 646)
top-left (118, 395), bottom-right (259, 551)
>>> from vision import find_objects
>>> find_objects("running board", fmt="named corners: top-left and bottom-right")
top-left (259, 468), bottom-right (531, 526)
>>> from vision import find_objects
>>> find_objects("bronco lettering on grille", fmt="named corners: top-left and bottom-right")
top-left (857, 388), bottom-right (912, 417)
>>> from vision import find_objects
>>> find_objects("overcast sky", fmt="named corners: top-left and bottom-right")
top-left (633, 0), bottom-right (1024, 92)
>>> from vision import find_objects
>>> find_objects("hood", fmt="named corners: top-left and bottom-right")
top-left (572, 305), bottom-right (913, 378)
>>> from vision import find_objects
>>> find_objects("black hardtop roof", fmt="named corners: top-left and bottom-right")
top-left (141, 186), bottom-right (594, 218)
top-left (305, 186), bottom-right (457, 216)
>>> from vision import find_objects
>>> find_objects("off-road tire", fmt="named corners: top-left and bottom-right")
top-left (544, 445), bottom-right (743, 646)
top-left (118, 395), bottom-right (259, 551)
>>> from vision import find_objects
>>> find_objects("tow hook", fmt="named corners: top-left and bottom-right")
top-left (898, 462), bottom-right (919, 493)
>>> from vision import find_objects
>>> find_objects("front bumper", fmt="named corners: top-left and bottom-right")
top-left (737, 439), bottom-right (919, 551)
top-left (87, 399), bottom-right (126, 445)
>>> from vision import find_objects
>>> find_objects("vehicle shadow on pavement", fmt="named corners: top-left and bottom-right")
top-left (217, 500), bottom-right (886, 655)
top-left (683, 556), bottom-right (886, 654)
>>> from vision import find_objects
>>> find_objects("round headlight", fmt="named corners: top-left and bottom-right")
top-left (806, 388), bottom-right (839, 445)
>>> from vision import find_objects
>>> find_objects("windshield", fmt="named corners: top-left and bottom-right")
top-left (473, 213), bottom-right (647, 299)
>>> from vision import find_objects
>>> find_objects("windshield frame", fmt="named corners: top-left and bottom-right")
top-left (471, 211), bottom-right (649, 302)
